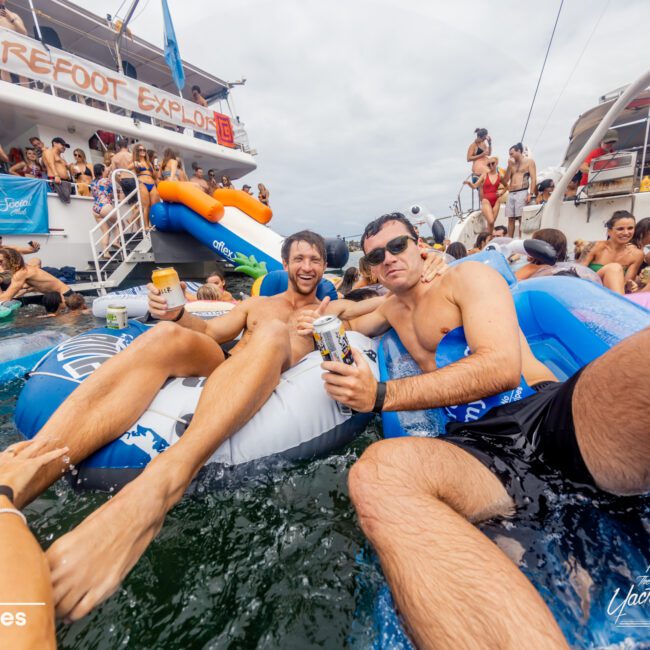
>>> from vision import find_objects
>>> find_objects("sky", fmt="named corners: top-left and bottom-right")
top-left (77, 0), bottom-right (650, 237)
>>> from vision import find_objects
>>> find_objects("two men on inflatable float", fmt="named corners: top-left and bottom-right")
top-left (14, 216), bottom-right (650, 648)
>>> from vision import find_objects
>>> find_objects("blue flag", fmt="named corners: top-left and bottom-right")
top-left (0, 176), bottom-right (49, 234)
top-left (162, 0), bottom-right (185, 91)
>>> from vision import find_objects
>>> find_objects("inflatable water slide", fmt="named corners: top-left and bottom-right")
top-left (150, 182), bottom-right (282, 278)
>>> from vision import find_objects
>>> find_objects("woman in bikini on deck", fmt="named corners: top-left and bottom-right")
top-left (69, 149), bottom-right (94, 197)
top-left (579, 210), bottom-right (644, 294)
top-left (466, 127), bottom-right (491, 184)
top-left (464, 157), bottom-right (504, 234)
top-left (130, 145), bottom-right (159, 229)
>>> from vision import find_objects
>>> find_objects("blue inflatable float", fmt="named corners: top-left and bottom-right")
top-left (372, 250), bottom-right (650, 649)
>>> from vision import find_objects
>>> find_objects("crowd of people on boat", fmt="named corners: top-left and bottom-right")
top-left (0, 215), bottom-right (648, 649)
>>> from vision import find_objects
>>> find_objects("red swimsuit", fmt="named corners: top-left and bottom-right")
top-left (483, 173), bottom-right (500, 207)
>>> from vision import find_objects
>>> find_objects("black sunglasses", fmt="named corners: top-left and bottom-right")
top-left (364, 235), bottom-right (417, 266)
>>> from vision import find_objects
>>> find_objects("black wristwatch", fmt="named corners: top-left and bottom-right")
top-left (372, 382), bottom-right (387, 413)
top-left (0, 485), bottom-right (15, 503)
top-left (172, 306), bottom-right (185, 322)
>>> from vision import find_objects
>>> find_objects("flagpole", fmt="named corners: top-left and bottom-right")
top-left (115, 0), bottom-right (140, 74)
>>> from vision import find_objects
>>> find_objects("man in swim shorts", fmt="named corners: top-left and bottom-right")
top-left (318, 212), bottom-right (649, 649)
top-left (502, 142), bottom-right (537, 238)
top-left (17, 230), bottom-right (445, 622)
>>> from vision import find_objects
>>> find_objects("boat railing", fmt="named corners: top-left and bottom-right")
top-left (453, 174), bottom-right (478, 219)
top-left (88, 170), bottom-right (147, 293)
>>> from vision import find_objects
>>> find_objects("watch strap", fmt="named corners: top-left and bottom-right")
top-left (0, 485), bottom-right (15, 503)
top-left (372, 381), bottom-right (387, 413)
top-left (172, 306), bottom-right (185, 322)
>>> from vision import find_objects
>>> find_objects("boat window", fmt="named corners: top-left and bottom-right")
top-left (121, 60), bottom-right (138, 80)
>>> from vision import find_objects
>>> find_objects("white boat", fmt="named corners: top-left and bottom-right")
top-left (0, 0), bottom-right (257, 291)
top-left (445, 73), bottom-right (650, 252)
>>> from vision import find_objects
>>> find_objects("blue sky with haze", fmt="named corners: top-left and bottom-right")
top-left (77, 0), bottom-right (650, 237)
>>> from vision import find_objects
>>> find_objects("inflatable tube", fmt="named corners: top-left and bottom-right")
top-left (0, 330), bottom-right (70, 384)
top-left (0, 300), bottom-right (20, 321)
top-left (186, 300), bottom-right (235, 319)
top-left (213, 188), bottom-right (273, 225)
top-left (258, 270), bottom-right (338, 301)
top-left (151, 202), bottom-right (283, 274)
top-left (486, 237), bottom-right (558, 265)
top-left (532, 262), bottom-right (602, 284)
top-left (93, 293), bottom-right (150, 319)
top-left (157, 181), bottom-right (224, 222)
top-left (626, 291), bottom-right (650, 310)
top-left (325, 238), bottom-right (349, 268)
top-left (15, 325), bottom-right (378, 491)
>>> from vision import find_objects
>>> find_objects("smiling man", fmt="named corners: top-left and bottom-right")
top-left (19, 230), bottom-right (397, 622)
top-left (320, 212), bottom-right (649, 649)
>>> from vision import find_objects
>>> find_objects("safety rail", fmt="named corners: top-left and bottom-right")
top-left (88, 169), bottom-right (148, 294)
top-left (452, 173), bottom-right (478, 218)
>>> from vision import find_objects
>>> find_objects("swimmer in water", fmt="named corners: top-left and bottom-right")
top-left (317, 212), bottom-right (648, 650)
top-left (21, 230), bottom-right (447, 622)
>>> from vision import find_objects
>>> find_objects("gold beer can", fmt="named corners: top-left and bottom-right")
top-left (152, 267), bottom-right (186, 310)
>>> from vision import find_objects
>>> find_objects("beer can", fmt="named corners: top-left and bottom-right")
top-left (106, 305), bottom-right (128, 330)
top-left (313, 315), bottom-right (354, 415)
top-left (152, 267), bottom-right (186, 310)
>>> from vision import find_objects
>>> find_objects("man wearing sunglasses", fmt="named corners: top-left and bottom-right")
top-left (320, 212), bottom-right (649, 649)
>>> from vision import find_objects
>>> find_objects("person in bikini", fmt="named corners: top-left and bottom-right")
top-left (129, 144), bottom-right (159, 229)
top-left (16, 230), bottom-right (446, 623)
top-left (464, 156), bottom-right (504, 234)
top-left (579, 210), bottom-right (644, 294)
top-left (69, 149), bottom-right (94, 197)
top-left (312, 212), bottom-right (648, 649)
top-left (466, 127), bottom-right (491, 183)
top-left (89, 163), bottom-right (115, 256)
top-left (9, 147), bottom-right (45, 178)
top-left (502, 142), bottom-right (537, 238)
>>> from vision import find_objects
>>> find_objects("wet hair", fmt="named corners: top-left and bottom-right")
top-left (42, 291), bottom-right (62, 314)
top-left (64, 292), bottom-right (86, 310)
top-left (343, 287), bottom-right (380, 301)
top-left (281, 230), bottom-right (326, 264)
top-left (532, 228), bottom-right (567, 262)
top-left (632, 217), bottom-right (650, 247)
top-left (509, 142), bottom-right (524, 153)
top-left (474, 231), bottom-right (491, 250)
top-left (196, 284), bottom-right (221, 301)
top-left (474, 128), bottom-right (488, 139)
top-left (606, 210), bottom-right (635, 230)
top-left (93, 163), bottom-right (105, 178)
top-left (361, 212), bottom-right (418, 251)
top-left (206, 268), bottom-right (225, 283)
top-left (191, 85), bottom-right (201, 94)
top-left (0, 248), bottom-right (25, 272)
top-left (494, 225), bottom-right (508, 236)
top-left (537, 178), bottom-right (554, 194)
top-left (338, 267), bottom-right (359, 295)
top-left (0, 271), bottom-right (12, 291)
top-left (446, 242), bottom-right (468, 259)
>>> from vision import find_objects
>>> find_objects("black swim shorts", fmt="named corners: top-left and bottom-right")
top-left (443, 367), bottom-right (595, 496)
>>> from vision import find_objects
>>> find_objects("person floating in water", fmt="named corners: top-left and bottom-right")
top-left (20, 230), bottom-right (446, 622)
top-left (317, 212), bottom-right (648, 650)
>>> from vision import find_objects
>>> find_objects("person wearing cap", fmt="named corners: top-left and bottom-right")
top-left (43, 137), bottom-right (74, 203)
top-left (578, 129), bottom-right (619, 186)
top-left (241, 184), bottom-right (253, 195)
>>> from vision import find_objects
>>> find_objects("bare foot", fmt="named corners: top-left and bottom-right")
top-left (46, 475), bottom-right (172, 621)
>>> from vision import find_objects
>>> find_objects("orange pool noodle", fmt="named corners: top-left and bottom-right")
top-left (213, 188), bottom-right (273, 224)
top-left (158, 181), bottom-right (224, 222)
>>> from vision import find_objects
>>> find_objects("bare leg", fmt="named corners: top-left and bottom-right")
top-left (47, 320), bottom-right (292, 621)
top-left (481, 199), bottom-right (496, 234)
top-left (572, 327), bottom-right (650, 494)
top-left (507, 216), bottom-right (516, 238)
top-left (138, 183), bottom-right (151, 229)
top-left (349, 438), bottom-right (568, 650)
top-left (16, 322), bottom-right (224, 507)
top-left (597, 262), bottom-right (625, 294)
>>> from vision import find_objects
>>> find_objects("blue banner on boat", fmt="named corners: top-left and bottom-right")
top-left (0, 175), bottom-right (49, 234)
